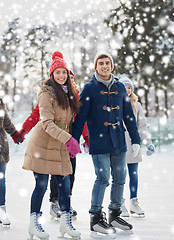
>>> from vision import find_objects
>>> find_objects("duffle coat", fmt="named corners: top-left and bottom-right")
top-left (0, 99), bottom-right (16, 164)
top-left (23, 81), bottom-right (73, 175)
top-left (72, 75), bottom-right (141, 154)
top-left (125, 101), bottom-right (152, 163)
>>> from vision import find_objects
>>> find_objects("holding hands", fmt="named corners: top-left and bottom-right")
top-left (11, 129), bottom-right (26, 144)
top-left (65, 137), bottom-right (82, 158)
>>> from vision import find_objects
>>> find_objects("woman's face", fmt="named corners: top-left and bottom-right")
top-left (125, 85), bottom-right (132, 96)
top-left (53, 68), bottom-right (68, 85)
top-left (70, 74), bottom-right (75, 83)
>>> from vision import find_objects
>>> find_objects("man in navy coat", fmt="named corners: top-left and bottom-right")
top-left (72, 51), bottom-right (141, 237)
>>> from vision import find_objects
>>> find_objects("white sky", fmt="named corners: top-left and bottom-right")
top-left (0, 0), bottom-right (117, 34)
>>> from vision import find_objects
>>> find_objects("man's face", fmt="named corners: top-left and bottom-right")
top-left (95, 57), bottom-right (113, 80)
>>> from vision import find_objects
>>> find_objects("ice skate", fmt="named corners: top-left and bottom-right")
top-left (28, 212), bottom-right (49, 240)
top-left (90, 211), bottom-right (116, 239)
top-left (130, 198), bottom-right (145, 217)
top-left (109, 209), bottom-right (133, 233)
top-left (71, 206), bottom-right (77, 220)
top-left (120, 199), bottom-right (130, 218)
top-left (50, 200), bottom-right (61, 221)
top-left (0, 205), bottom-right (11, 226)
top-left (59, 210), bottom-right (81, 239)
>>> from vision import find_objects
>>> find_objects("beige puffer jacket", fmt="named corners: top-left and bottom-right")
top-left (23, 81), bottom-right (73, 175)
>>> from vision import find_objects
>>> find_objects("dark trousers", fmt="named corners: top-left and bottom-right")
top-left (31, 172), bottom-right (70, 213)
top-left (127, 163), bottom-right (138, 199)
top-left (49, 157), bottom-right (76, 202)
top-left (0, 162), bottom-right (6, 206)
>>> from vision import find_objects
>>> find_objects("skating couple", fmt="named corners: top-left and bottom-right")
top-left (0, 50), bottom-right (154, 240)
top-left (21, 50), bottom-right (139, 239)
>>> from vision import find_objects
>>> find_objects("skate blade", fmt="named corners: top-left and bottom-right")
top-left (90, 231), bottom-right (116, 239)
top-left (58, 237), bottom-right (81, 240)
top-left (27, 238), bottom-right (48, 240)
top-left (27, 238), bottom-right (49, 240)
top-left (50, 215), bottom-right (60, 221)
top-left (116, 229), bottom-right (133, 235)
top-left (0, 222), bottom-right (11, 227)
top-left (130, 212), bottom-right (145, 218)
top-left (120, 215), bottom-right (130, 219)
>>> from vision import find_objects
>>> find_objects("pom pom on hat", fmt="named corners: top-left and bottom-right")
top-left (118, 74), bottom-right (134, 91)
top-left (52, 51), bottom-right (63, 60)
top-left (49, 51), bottom-right (69, 76)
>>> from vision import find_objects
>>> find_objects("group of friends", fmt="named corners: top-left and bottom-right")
top-left (0, 50), bottom-right (155, 239)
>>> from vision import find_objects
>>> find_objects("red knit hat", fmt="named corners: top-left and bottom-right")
top-left (70, 70), bottom-right (75, 76)
top-left (49, 51), bottom-right (69, 76)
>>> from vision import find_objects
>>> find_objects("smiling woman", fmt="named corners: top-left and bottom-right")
top-left (53, 68), bottom-right (68, 85)
top-left (22, 50), bottom-right (81, 240)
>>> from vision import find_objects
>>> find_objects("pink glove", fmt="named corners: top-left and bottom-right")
top-left (65, 137), bottom-right (82, 158)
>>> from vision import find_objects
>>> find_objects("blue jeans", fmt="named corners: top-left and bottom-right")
top-left (127, 163), bottom-right (138, 199)
top-left (49, 156), bottom-right (76, 202)
top-left (31, 172), bottom-right (70, 213)
top-left (89, 152), bottom-right (126, 213)
top-left (0, 162), bottom-right (6, 206)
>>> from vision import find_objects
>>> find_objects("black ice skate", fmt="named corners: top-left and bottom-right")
top-left (90, 211), bottom-right (116, 239)
top-left (109, 209), bottom-right (133, 232)
top-left (50, 200), bottom-right (61, 221)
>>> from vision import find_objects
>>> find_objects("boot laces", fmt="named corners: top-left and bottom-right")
top-left (133, 198), bottom-right (139, 205)
top-left (121, 205), bottom-right (128, 213)
top-left (66, 211), bottom-right (76, 230)
top-left (99, 212), bottom-right (110, 227)
top-left (35, 212), bottom-right (45, 232)
top-left (132, 198), bottom-right (143, 211)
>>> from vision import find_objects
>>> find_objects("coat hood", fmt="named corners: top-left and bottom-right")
top-left (38, 79), bottom-right (57, 99)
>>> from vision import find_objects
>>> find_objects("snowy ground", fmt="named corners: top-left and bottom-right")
top-left (1, 137), bottom-right (174, 240)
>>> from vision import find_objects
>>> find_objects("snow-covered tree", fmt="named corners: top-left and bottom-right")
top-left (0, 18), bottom-right (22, 113)
top-left (22, 24), bottom-right (53, 109)
top-left (105, 0), bottom-right (174, 117)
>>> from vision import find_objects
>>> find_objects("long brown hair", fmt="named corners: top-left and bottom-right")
top-left (46, 73), bottom-right (79, 114)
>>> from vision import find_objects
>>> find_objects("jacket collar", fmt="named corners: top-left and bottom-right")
top-left (39, 80), bottom-right (57, 99)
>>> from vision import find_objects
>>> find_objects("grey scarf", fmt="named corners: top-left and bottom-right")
top-left (61, 85), bottom-right (68, 94)
top-left (95, 72), bottom-right (115, 91)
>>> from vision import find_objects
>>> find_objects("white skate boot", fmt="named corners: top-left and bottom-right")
top-left (130, 198), bottom-right (145, 217)
top-left (28, 212), bottom-right (49, 240)
top-left (50, 200), bottom-right (61, 220)
top-left (59, 211), bottom-right (81, 239)
top-left (120, 199), bottom-right (130, 218)
top-left (70, 206), bottom-right (77, 220)
top-left (0, 205), bottom-right (11, 226)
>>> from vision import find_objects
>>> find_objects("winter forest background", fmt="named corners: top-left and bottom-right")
top-left (0, 0), bottom-right (174, 148)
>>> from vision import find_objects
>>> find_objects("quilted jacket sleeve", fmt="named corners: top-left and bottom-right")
top-left (38, 91), bottom-right (72, 144)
